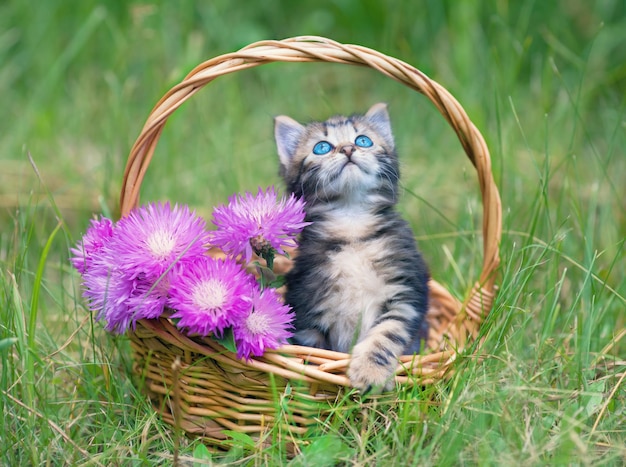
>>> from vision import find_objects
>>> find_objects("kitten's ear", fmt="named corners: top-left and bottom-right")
top-left (365, 103), bottom-right (394, 147)
top-left (274, 116), bottom-right (305, 170)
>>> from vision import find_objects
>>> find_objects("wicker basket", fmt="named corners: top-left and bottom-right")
top-left (121, 36), bottom-right (502, 443)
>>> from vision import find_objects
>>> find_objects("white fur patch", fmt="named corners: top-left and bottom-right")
top-left (321, 208), bottom-right (378, 240)
top-left (318, 238), bottom-right (408, 352)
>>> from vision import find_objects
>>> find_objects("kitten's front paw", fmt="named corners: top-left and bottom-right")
top-left (347, 343), bottom-right (397, 395)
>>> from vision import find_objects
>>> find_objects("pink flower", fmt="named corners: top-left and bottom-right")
top-left (168, 256), bottom-right (255, 337)
top-left (70, 216), bottom-right (114, 274)
top-left (125, 275), bottom-right (171, 321)
top-left (81, 256), bottom-right (134, 333)
top-left (73, 194), bottom-right (299, 354)
top-left (232, 288), bottom-right (294, 360)
top-left (75, 202), bottom-right (209, 334)
top-left (81, 256), bottom-right (170, 334)
top-left (112, 202), bottom-right (209, 280)
top-left (210, 187), bottom-right (310, 263)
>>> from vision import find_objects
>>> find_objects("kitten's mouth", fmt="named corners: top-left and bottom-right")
top-left (341, 160), bottom-right (360, 171)
top-left (329, 158), bottom-right (369, 184)
top-left (341, 160), bottom-right (371, 179)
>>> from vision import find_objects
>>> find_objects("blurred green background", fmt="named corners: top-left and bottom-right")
top-left (3, 1), bottom-right (624, 212)
top-left (1, 1), bottom-right (624, 464)
top-left (3, 0), bottom-right (624, 285)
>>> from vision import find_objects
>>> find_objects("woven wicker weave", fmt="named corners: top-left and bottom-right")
top-left (121, 36), bottom-right (502, 443)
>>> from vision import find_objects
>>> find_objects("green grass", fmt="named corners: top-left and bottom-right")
top-left (1, 0), bottom-right (625, 465)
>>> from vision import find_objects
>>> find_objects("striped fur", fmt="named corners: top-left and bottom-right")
top-left (274, 103), bottom-right (429, 393)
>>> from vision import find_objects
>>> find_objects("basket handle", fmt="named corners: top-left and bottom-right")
top-left (120, 35), bottom-right (501, 315)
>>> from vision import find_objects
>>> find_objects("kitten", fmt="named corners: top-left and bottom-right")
top-left (274, 103), bottom-right (430, 393)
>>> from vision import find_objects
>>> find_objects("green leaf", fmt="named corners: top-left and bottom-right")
top-left (583, 380), bottom-right (605, 418)
top-left (223, 430), bottom-right (257, 448)
top-left (289, 436), bottom-right (352, 466)
top-left (268, 275), bottom-right (287, 289)
top-left (192, 443), bottom-right (212, 465)
top-left (213, 327), bottom-right (237, 354)
top-left (256, 264), bottom-right (277, 288)
top-left (0, 337), bottom-right (18, 352)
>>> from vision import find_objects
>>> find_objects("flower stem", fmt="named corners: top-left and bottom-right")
top-left (257, 249), bottom-right (276, 290)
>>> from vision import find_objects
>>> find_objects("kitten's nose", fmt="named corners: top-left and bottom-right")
top-left (339, 144), bottom-right (356, 157)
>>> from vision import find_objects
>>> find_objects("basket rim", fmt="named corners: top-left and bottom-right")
top-left (121, 35), bottom-right (501, 297)
top-left (120, 36), bottom-right (502, 381)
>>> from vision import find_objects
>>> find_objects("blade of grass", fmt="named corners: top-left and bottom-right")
top-left (28, 221), bottom-right (62, 352)
top-left (8, 271), bottom-right (38, 464)
top-left (2, 389), bottom-right (104, 466)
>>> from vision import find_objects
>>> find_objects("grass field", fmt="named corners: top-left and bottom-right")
top-left (1, 1), bottom-right (625, 465)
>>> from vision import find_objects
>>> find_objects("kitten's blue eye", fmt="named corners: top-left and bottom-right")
top-left (313, 141), bottom-right (333, 155)
top-left (355, 135), bottom-right (373, 148)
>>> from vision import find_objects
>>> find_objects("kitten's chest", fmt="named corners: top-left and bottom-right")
top-left (327, 239), bottom-right (387, 286)
top-left (313, 206), bottom-right (380, 241)
top-left (315, 211), bottom-right (397, 302)
top-left (316, 211), bottom-right (389, 293)
top-left (320, 237), bottom-right (402, 350)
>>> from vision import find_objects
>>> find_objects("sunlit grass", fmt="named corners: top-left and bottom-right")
top-left (1, 1), bottom-right (625, 465)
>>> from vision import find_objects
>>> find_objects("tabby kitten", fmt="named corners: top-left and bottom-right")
top-left (274, 103), bottom-right (430, 393)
